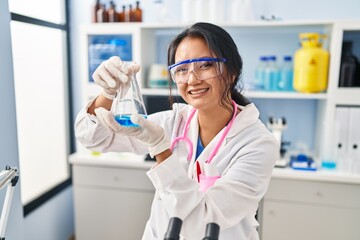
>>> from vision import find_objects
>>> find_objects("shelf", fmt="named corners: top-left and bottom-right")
top-left (141, 88), bottom-right (327, 100)
top-left (80, 20), bottom-right (360, 168)
top-left (141, 88), bottom-right (177, 96)
top-left (272, 168), bottom-right (360, 184)
top-left (88, 20), bottom-right (335, 29)
top-left (244, 91), bottom-right (327, 100)
top-left (87, 84), bottom-right (327, 100)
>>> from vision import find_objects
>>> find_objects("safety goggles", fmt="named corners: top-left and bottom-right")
top-left (168, 57), bottom-right (227, 84)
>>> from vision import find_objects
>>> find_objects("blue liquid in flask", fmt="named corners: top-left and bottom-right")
top-left (114, 114), bottom-right (147, 127)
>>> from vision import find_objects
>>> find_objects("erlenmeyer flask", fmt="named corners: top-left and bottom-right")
top-left (111, 62), bottom-right (147, 127)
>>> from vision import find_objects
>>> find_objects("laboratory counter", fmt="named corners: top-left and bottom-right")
top-left (69, 152), bottom-right (154, 169)
top-left (70, 153), bottom-right (360, 240)
top-left (69, 153), bottom-right (360, 184)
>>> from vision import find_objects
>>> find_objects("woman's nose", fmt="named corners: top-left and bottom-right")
top-left (187, 71), bottom-right (201, 84)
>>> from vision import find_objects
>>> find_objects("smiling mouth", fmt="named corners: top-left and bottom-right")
top-left (188, 88), bottom-right (209, 95)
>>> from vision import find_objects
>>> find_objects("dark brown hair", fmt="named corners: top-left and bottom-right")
top-left (167, 22), bottom-right (250, 112)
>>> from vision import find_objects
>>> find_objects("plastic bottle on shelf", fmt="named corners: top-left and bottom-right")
top-left (254, 56), bottom-right (268, 90)
top-left (107, 1), bottom-right (118, 22)
top-left (125, 4), bottom-right (132, 22)
top-left (278, 56), bottom-right (294, 91)
top-left (118, 5), bottom-right (126, 22)
top-left (194, 0), bottom-right (209, 22)
top-left (134, 1), bottom-right (142, 22)
top-left (229, 0), bottom-right (241, 23)
top-left (263, 56), bottom-right (280, 91)
top-left (293, 33), bottom-right (329, 93)
top-left (229, 0), bottom-right (256, 23)
top-left (92, 0), bottom-right (101, 23)
top-left (209, 0), bottom-right (224, 23)
top-left (181, 0), bottom-right (195, 23)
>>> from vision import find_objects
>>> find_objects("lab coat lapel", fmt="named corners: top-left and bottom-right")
top-left (188, 103), bottom-right (260, 179)
top-left (190, 124), bottom-right (227, 179)
top-left (226, 103), bottom-right (259, 138)
top-left (187, 110), bottom-right (199, 179)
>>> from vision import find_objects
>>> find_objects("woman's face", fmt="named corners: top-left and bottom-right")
top-left (174, 37), bottom-right (226, 112)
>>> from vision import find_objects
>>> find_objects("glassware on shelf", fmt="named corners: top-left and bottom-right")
top-left (118, 5), bottom-right (126, 22)
top-left (134, 1), bottom-right (142, 22)
top-left (127, 4), bottom-right (134, 22)
top-left (92, 0), bottom-right (101, 23)
top-left (107, 1), bottom-right (118, 22)
top-left (96, 4), bottom-right (108, 23)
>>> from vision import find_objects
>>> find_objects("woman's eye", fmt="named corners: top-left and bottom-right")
top-left (176, 67), bottom-right (188, 75)
top-left (199, 61), bottom-right (214, 69)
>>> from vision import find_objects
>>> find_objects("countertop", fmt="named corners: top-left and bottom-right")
top-left (69, 153), bottom-right (360, 184)
top-left (271, 167), bottom-right (360, 184)
top-left (69, 152), bottom-right (155, 170)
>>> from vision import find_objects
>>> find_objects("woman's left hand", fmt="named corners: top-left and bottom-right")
top-left (95, 107), bottom-right (170, 157)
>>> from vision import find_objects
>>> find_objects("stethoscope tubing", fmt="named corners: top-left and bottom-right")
top-left (170, 100), bottom-right (237, 163)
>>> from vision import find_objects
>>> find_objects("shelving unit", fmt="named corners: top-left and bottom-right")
top-left (141, 88), bottom-right (328, 99)
top-left (75, 20), bottom-right (360, 240)
top-left (79, 20), bottom-right (360, 165)
top-left (313, 21), bottom-right (360, 165)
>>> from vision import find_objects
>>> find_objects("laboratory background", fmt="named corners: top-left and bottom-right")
top-left (1, 0), bottom-right (360, 239)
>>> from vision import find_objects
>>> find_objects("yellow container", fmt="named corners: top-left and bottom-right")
top-left (293, 33), bottom-right (330, 93)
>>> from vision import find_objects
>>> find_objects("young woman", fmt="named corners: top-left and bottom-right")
top-left (75, 22), bottom-right (279, 240)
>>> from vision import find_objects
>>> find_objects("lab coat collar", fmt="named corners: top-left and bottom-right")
top-left (186, 109), bottom-right (199, 179)
top-left (226, 103), bottom-right (260, 138)
top-left (187, 103), bottom-right (259, 178)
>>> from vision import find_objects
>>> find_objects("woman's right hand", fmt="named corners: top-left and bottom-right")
top-left (92, 56), bottom-right (140, 100)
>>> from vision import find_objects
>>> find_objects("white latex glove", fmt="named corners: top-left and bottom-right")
top-left (92, 56), bottom-right (140, 100)
top-left (95, 107), bottom-right (171, 157)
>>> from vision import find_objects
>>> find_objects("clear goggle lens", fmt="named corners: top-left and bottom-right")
top-left (169, 58), bottom-right (227, 84)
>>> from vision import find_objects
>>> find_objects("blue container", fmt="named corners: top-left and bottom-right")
top-left (263, 56), bottom-right (280, 91)
top-left (254, 56), bottom-right (268, 90)
top-left (279, 56), bottom-right (294, 91)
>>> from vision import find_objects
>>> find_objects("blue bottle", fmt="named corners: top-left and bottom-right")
top-left (263, 56), bottom-right (280, 91)
top-left (254, 56), bottom-right (268, 90)
top-left (279, 56), bottom-right (294, 91)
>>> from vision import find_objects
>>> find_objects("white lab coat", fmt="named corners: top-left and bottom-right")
top-left (75, 100), bottom-right (279, 240)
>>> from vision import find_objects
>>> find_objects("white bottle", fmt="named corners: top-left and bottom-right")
top-left (181, 0), bottom-right (194, 23)
top-left (194, 0), bottom-right (209, 22)
top-left (209, 0), bottom-right (225, 23)
top-left (229, 0), bottom-right (256, 23)
top-left (242, 0), bottom-right (256, 21)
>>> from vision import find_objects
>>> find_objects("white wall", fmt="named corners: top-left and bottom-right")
top-left (0, 1), bottom-right (24, 239)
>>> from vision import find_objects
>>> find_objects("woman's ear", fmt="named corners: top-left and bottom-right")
top-left (231, 74), bottom-right (237, 84)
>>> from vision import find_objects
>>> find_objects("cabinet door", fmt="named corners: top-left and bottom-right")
top-left (74, 187), bottom-right (154, 240)
top-left (261, 200), bottom-right (360, 240)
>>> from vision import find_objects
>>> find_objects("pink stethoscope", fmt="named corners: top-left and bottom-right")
top-left (170, 100), bottom-right (237, 164)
